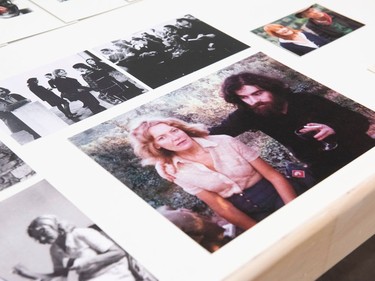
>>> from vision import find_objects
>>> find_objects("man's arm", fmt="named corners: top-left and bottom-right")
top-left (209, 109), bottom-right (255, 137)
top-left (13, 264), bottom-right (66, 280)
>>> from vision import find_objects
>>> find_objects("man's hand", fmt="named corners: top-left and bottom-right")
top-left (299, 123), bottom-right (336, 141)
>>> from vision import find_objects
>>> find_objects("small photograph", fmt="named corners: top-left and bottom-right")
top-left (93, 14), bottom-right (249, 88)
top-left (70, 52), bottom-right (375, 252)
top-left (0, 0), bottom-right (64, 45)
top-left (0, 0), bottom-right (31, 19)
top-left (0, 180), bottom-right (158, 281)
top-left (29, 0), bottom-right (132, 23)
top-left (0, 50), bottom-right (146, 145)
top-left (0, 140), bottom-right (34, 191)
top-left (251, 3), bottom-right (364, 56)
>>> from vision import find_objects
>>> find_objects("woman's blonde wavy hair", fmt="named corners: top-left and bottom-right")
top-left (129, 116), bottom-right (209, 166)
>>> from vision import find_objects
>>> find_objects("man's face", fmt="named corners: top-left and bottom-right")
top-left (236, 85), bottom-right (282, 116)
top-left (303, 9), bottom-right (325, 19)
top-left (0, 88), bottom-right (8, 98)
top-left (76, 67), bottom-right (88, 74)
top-left (56, 70), bottom-right (67, 77)
top-left (177, 20), bottom-right (192, 29)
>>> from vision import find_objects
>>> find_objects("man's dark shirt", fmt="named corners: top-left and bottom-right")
top-left (304, 12), bottom-right (364, 41)
top-left (210, 93), bottom-right (375, 181)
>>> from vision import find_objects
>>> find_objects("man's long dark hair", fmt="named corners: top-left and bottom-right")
top-left (221, 72), bottom-right (290, 109)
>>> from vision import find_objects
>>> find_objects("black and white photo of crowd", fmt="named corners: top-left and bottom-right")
top-left (94, 14), bottom-right (249, 88)
top-left (0, 141), bottom-right (34, 191)
top-left (0, 180), bottom-right (158, 281)
top-left (0, 50), bottom-right (147, 144)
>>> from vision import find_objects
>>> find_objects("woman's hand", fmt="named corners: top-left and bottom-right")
top-left (197, 190), bottom-right (257, 231)
top-left (251, 157), bottom-right (297, 204)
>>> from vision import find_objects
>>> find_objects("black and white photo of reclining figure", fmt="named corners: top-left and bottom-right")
top-left (94, 14), bottom-right (249, 89)
top-left (0, 50), bottom-right (147, 145)
top-left (0, 180), bottom-right (158, 281)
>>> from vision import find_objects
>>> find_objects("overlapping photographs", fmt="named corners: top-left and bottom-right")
top-left (251, 3), bottom-right (364, 56)
top-left (0, 0), bottom-right (64, 45)
top-left (0, 180), bottom-right (158, 281)
top-left (70, 52), bottom-right (375, 252)
top-left (92, 14), bottom-right (249, 88)
top-left (0, 140), bottom-right (34, 191)
top-left (0, 50), bottom-right (147, 145)
top-left (28, 0), bottom-right (132, 23)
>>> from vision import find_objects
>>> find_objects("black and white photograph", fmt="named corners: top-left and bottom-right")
top-left (0, 0), bottom-right (64, 45)
top-left (0, 140), bottom-right (34, 191)
top-left (93, 14), bottom-right (249, 88)
top-left (28, 0), bottom-right (132, 23)
top-left (251, 3), bottom-right (364, 56)
top-left (0, 180), bottom-right (158, 281)
top-left (0, 50), bottom-right (147, 145)
top-left (70, 52), bottom-right (375, 252)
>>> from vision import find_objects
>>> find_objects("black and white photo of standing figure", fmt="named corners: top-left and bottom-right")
top-left (0, 50), bottom-right (147, 144)
top-left (94, 14), bottom-right (249, 88)
top-left (0, 140), bottom-right (34, 191)
top-left (0, 0), bottom-right (32, 19)
top-left (0, 180), bottom-right (158, 281)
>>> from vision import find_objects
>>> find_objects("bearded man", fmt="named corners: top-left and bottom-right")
top-left (210, 72), bottom-right (375, 181)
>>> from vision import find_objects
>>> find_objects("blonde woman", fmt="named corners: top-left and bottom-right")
top-left (129, 117), bottom-right (299, 231)
top-left (263, 23), bottom-right (328, 55)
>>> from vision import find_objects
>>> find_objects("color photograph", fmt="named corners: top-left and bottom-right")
top-left (93, 14), bottom-right (249, 88)
top-left (251, 4), bottom-right (364, 56)
top-left (0, 50), bottom-right (147, 145)
top-left (0, 180), bottom-right (158, 281)
top-left (69, 52), bottom-right (375, 252)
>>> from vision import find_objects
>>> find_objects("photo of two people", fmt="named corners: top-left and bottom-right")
top-left (252, 4), bottom-right (364, 56)
top-left (70, 52), bottom-right (375, 252)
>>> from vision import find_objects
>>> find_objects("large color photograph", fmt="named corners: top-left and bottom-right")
top-left (93, 14), bottom-right (249, 88)
top-left (0, 180), bottom-right (158, 281)
top-left (70, 52), bottom-right (375, 252)
top-left (251, 4), bottom-right (364, 56)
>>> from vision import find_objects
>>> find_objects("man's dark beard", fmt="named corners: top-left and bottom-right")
top-left (250, 95), bottom-right (286, 116)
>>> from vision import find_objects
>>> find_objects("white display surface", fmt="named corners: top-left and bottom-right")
top-left (0, 0), bottom-right (374, 281)
top-left (0, 0), bottom-right (64, 45)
